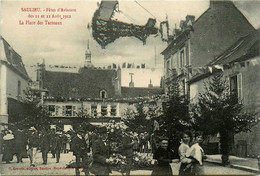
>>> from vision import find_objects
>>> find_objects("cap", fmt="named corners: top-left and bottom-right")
top-left (28, 127), bottom-right (36, 131)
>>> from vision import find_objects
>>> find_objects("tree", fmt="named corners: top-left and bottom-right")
top-left (122, 103), bottom-right (153, 134)
top-left (162, 76), bottom-right (192, 134)
top-left (193, 72), bottom-right (259, 164)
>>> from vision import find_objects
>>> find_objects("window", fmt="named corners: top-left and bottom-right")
top-left (17, 80), bottom-right (21, 96)
top-left (230, 73), bottom-right (243, 103)
top-left (166, 60), bottom-right (170, 77)
top-left (181, 79), bottom-right (186, 96)
top-left (101, 105), bottom-right (107, 117)
top-left (91, 105), bottom-right (97, 117)
top-left (179, 48), bottom-right (185, 68)
top-left (48, 105), bottom-right (55, 116)
top-left (111, 105), bottom-right (117, 116)
top-left (65, 105), bottom-right (72, 116)
top-left (100, 90), bottom-right (107, 99)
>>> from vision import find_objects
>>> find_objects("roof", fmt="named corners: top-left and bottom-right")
top-left (189, 29), bottom-right (260, 84)
top-left (121, 87), bottom-right (164, 98)
top-left (161, 1), bottom-right (255, 67)
top-left (212, 29), bottom-right (260, 65)
top-left (43, 68), bottom-right (118, 99)
top-left (0, 36), bottom-right (29, 80)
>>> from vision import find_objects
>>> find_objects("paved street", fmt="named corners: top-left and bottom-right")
top-left (0, 152), bottom-right (255, 175)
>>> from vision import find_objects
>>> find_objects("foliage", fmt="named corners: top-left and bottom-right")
top-left (122, 103), bottom-right (153, 133)
top-left (162, 76), bottom-right (192, 137)
top-left (193, 73), bottom-right (258, 161)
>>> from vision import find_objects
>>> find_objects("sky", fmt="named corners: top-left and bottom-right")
top-left (1, 0), bottom-right (260, 81)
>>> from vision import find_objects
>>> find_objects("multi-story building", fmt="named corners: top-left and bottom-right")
top-left (37, 43), bottom-right (163, 130)
top-left (189, 29), bottom-right (260, 157)
top-left (161, 0), bottom-right (259, 157)
top-left (0, 36), bottom-right (30, 129)
top-left (161, 0), bottom-right (255, 96)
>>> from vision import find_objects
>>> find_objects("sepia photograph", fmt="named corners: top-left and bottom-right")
top-left (0, 0), bottom-right (260, 175)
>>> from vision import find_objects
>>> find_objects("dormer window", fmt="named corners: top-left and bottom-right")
top-left (100, 90), bottom-right (108, 99)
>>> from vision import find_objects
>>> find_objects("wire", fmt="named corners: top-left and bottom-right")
top-left (134, 0), bottom-right (161, 23)
top-left (119, 10), bottom-right (138, 24)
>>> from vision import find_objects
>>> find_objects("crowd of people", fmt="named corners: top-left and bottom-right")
top-left (1, 124), bottom-right (207, 176)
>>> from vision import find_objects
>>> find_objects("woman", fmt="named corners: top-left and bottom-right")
top-left (178, 131), bottom-right (193, 175)
top-left (186, 131), bottom-right (207, 175)
top-left (152, 137), bottom-right (173, 176)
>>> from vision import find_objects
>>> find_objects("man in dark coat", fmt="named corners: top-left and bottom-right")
top-left (49, 128), bottom-right (56, 158)
top-left (53, 129), bottom-right (63, 163)
top-left (39, 128), bottom-right (50, 164)
top-left (14, 128), bottom-right (27, 163)
top-left (90, 127), bottom-right (111, 176)
top-left (152, 137), bottom-right (173, 176)
top-left (71, 128), bottom-right (89, 176)
top-left (122, 128), bottom-right (135, 176)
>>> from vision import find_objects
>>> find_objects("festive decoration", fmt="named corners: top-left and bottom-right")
top-left (92, 0), bottom-right (158, 48)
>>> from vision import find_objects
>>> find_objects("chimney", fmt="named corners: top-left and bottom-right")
top-left (129, 73), bottom-right (134, 88)
top-left (186, 15), bottom-right (195, 25)
top-left (210, 0), bottom-right (233, 9)
top-left (114, 68), bottom-right (121, 96)
top-left (148, 79), bottom-right (153, 88)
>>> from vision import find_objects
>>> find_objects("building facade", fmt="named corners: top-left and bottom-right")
top-left (189, 30), bottom-right (260, 157)
top-left (0, 36), bottom-right (30, 128)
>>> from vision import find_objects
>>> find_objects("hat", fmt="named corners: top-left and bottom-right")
top-left (56, 131), bottom-right (62, 135)
top-left (98, 126), bottom-right (107, 134)
top-left (77, 128), bottom-right (85, 133)
top-left (29, 127), bottom-right (36, 131)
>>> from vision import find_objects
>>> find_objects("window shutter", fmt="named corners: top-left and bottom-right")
top-left (55, 105), bottom-right (59, 116)
top-left (237, 73), bottom-right (243, 102)
top-left (62, 106), bottom-right (66, 116)
top-left (72, 106), bottom-right (76, 116)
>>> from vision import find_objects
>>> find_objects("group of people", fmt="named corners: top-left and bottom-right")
top-left (151, 130), bottom-right (207, 175)
top-left (0, 126), bottom-right (71, 166)
top-left (1, 124), bottom-right (207, 176)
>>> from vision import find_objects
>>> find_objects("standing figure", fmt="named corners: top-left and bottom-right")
top-left (71, 129), bottom-right (89, 176)
top-left (14, 128), bottom-right (27, 163)
top-left (122, 128), bottom-right (135, 176)
top-left (186, 132), bottom-right (207, 175)
top-left (27, 127), bottom-right (39, 167)
top-left (40, 128), bottom-right (50, 165)
top-left (53, 129), bottom-right (63, 163)
top-left (2, 130), bottom-right (15, 163)
top-left (90, 127), bottom-right (111, 176)
top-left (152, 138), bottom-right (173, 176)
top-left (178, 131), bottom-right (193, 175)
top-left (49, 128), bottom-right (56, 158)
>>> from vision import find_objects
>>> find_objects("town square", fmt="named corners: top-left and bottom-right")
top-left (0, 0), bottom-right (260, 175)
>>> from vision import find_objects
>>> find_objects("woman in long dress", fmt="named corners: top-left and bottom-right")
top-left (178, 131), bottom-right (193, 175)
top-left (186, 131), bottom-right (207, 175)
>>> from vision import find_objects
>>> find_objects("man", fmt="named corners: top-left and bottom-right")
top-left (14, 128), bottom-right (27, 163)
top-left (152, 137), bottom-right (174, 176)
top-left (122, 128), bottom-right (135, 176)
top-left (39, 128), bottom-right (50, 165)
top-left (49, 128), bottom-right (56, 158)
top-left (27, 127), bottom-right (39, 167)
top-left (53, 129), bottom-right (63, 163)
top-left (71, 128), bottom-right (89, 176)
top-left (90, 126), bottom-right (111, 176)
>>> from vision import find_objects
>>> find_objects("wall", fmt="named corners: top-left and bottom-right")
top-left (189, 56), bottom-right (260, 157)
top-left (6, 66), bottom-right (28, 100)
top-left (190, 1), bottom-right (255, 67)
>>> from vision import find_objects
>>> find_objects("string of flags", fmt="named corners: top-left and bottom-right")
top-left (107, 63), bottom-right (146, 69)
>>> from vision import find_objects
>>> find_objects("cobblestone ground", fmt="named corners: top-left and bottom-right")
top-left (0, 152), bottom-right (254, 175)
